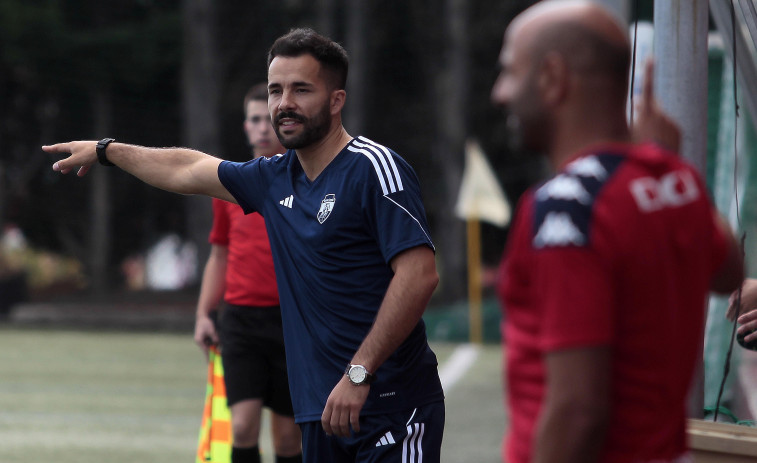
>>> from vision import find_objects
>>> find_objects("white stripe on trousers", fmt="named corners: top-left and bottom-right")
top-left (401, 422), bottom-right (425, 463)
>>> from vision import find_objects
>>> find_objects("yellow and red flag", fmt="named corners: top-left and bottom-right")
top-left (196, 345), bottom-right (232, 463)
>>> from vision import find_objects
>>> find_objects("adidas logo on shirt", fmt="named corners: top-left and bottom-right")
top-left (375, 431), bottom-right (396, 447)
top-left (279, 195), bottom-right (293, 208)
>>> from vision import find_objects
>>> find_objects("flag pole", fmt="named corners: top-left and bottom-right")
top-left (467, 217), bottom-right (483, 344)
top-left (456, 139), bottom-right (510, 345)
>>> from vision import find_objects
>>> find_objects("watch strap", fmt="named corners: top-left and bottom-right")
top-left (96, 138), bottom-right (116, 166)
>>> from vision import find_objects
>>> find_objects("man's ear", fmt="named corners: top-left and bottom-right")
top-left (331, 89), bottom-right (346, 115)
top-left (538, 52), bottom-right (569, 106)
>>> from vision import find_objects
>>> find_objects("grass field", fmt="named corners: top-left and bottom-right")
top-left (0, 326), bottom-right (505, 463)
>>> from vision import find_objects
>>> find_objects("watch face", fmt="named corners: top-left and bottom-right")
top-left (349, 366), bottom-right (367, 384)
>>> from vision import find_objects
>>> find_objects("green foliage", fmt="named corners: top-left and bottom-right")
top-left (2, 0), bottom-right (540, 296)
top-left (0, 0), bottom-right (184, 283)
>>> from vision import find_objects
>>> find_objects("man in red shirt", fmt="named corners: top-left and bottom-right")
top-left (194, 83), bottom-right (302, 463)
top-left (492, 2), bottom-right (744, 462)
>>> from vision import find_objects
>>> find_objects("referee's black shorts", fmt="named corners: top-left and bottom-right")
top-left (217, 303), bottom-right (294, 417)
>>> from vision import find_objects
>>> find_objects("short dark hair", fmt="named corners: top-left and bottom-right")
top-left (267, 28), bottom-right (349, 90)
top-left (243, 82), bottom-right (269, 112)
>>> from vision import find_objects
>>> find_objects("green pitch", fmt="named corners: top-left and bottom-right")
top-left (0, 327), bottom-right (504, 463)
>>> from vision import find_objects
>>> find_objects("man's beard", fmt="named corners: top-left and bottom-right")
top-left (505, 112), bottom-right (524, 153)
top-left (504, 103), bottom-right (550, 156)
top-left (274, 102), bottom-right (332, 150)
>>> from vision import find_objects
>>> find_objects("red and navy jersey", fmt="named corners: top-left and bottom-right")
top-left (498, 143), bottom-right (729, 463)
top-left (208, 198), bottom-right (278, 306)
top-left (218, 136), bottom-right (443, 423)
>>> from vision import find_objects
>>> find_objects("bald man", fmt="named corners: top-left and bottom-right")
top-left (492, 2), bottom-right (743, 463)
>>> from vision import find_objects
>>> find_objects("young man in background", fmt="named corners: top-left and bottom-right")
top-left (194, 83), bottom-right (302, 463)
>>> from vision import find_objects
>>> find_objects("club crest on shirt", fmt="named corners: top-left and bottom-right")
top-left (317, 194), bottom-right (336, 224)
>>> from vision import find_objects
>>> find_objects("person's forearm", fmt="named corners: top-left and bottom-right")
top-left (196, 248), bottom-right (228, 319)
top-left (350, 246), bottom-right (438, 372)
top-left (106, 143), bottom-right (224, 196)
top-left (534, 348), bottom-right (610, 463)
top-left (533, 404), bottom-right (607, 463)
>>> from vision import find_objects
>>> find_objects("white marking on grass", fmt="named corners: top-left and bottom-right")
top-left (439, 343), bottom-right (480, 392)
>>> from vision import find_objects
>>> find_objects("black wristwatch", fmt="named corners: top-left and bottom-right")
top-left (96, 138), bottom-right (116, 166)
top-left (345, 364), bottom-right (376, 386)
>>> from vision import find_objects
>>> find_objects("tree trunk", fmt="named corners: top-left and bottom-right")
top-left (0, 161), bottom-right (5, 235)
top-left (182, 0), bottom-right (221, 272)
top-left (88, 88), bottom-right (112, 295)
top-left (432, 0), bottom-right (468, 302)
top-left (316, 0), bottom-right (337, 37)
top-left (344, 0), bottom-right (367, 135)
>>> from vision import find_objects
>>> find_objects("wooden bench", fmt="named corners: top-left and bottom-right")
top-left (688, 419), bottom-right (757, 462)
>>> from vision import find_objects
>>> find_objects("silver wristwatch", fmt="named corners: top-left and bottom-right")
top-left (345, 364), bottom-right (376, 386)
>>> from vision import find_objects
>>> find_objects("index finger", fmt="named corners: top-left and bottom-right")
top-left (42, 143), bottom-right (72, 154)
top-left (738, 309), bottom-right (757, 325)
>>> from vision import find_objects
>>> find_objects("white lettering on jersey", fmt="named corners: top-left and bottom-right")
top-left (566, 155), bottom-right (608, 180)
top-left (630, 170), bottom-right (700, 213)
top-left (533, 212), bottom-right (586, 248)
top-left (536, 175), bottom-right (592, 204)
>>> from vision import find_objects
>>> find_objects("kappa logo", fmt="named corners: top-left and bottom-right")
top-left (536, 175), bottom-right (592, 204)
top-left (317, 194), bottom-right (336, 224)
top-left (566, 155), bottom-right (608, 180)
top-left (533, 211), bottom-right (586, 248)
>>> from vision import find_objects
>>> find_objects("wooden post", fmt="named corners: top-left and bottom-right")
top-left (467, 218), bottom-right (482, 344)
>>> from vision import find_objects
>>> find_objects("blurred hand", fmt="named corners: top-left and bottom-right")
top-left (42, 141), bottom-right (99, 177)
top-left (194, 314), bottom-right (219, 360)
top-left (631, 59), bottom-right (681, 153)
top-left (737, 309), bottom-right (757, 344)
top-left (727, 278), bottom-right (757, 321)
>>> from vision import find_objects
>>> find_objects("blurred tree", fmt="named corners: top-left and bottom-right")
top-left (182, 0), bottom-right (220, 275)
top-left (0, 0), bottom-right (182, 295)
top-left (344, 0), bottom-right (367, 135)
top-left (433, 0), bottom-right (468, 302)
top-left (1, 0), bottom-right (541, 303)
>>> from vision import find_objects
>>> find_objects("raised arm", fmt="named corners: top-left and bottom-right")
top-left (321, 245), bottom-right (438, 437)
top-left (631, 58), bottom-right (681, 153)
top-left (43, 140), bottom-right (236, 202)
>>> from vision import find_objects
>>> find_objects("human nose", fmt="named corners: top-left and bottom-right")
top-left (491, 75), bottom-right (507, 106)
top-left (278, 89), bottom-right (297, 111)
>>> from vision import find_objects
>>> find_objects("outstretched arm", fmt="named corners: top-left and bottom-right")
top-left (43, 141), bottom-right (235, 202)
top-left (631, 58), bottom-right (681, 153)
top-left (321, 245), bottom-right (438, 437)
